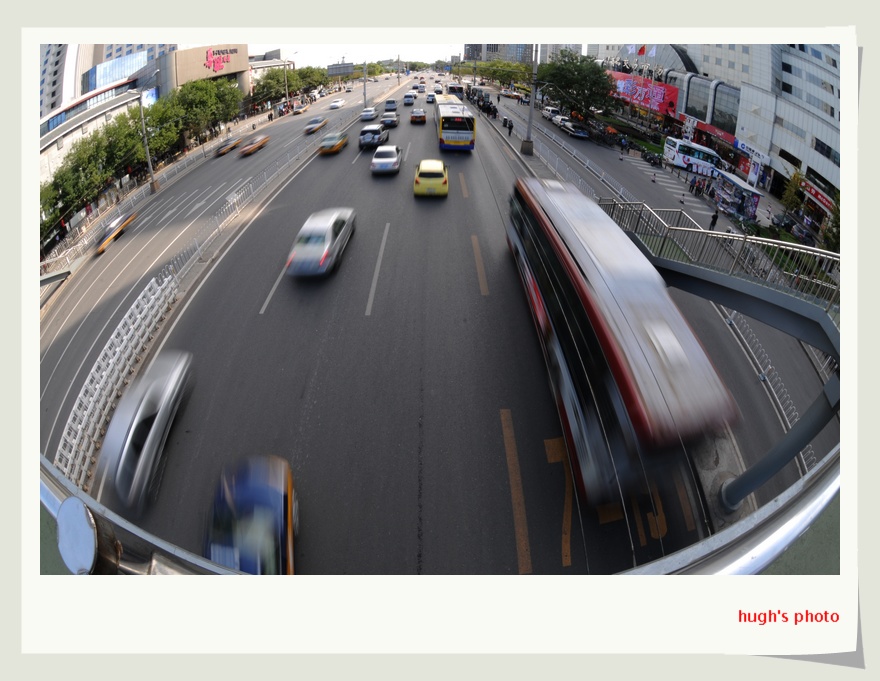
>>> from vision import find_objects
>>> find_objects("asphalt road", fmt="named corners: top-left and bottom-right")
top-left (39, 76), bottom-right (838, 574)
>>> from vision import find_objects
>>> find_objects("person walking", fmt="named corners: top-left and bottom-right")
top-left (689, 176), bottom-right (697, 194)
top-left (508, 120), bottom-right (513, 136)
top-left (709, 209), bottom-right (719, 230)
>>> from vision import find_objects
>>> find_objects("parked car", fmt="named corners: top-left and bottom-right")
top-left (380, 112), bottom-right (400, 128)
top-left (304, 116), bottom-right (328, 134)
top-left (318, 131), bottom-right (348, 155)
top-left (551, 114), bottom-right (570, 127)
top-left (360, 107), bottom-right (379, 120)
top-left (215, 137), bottom-right (242, 156)
top-left (95, 211), bottom-right (138, 255)
top-left (370, 145), bottom-right (402, 174)
top-left (358, 124), bottom-right (389, 150)
top-left (286, 207), bottom-right (356, 277)
top-left (204, 454), bottom-right (300, 575)
top-left (771, 212), bottom-right (802, 232)
top-left (239, 134), bottom-right (270, 156)
top-left (413, 159), bottom-right (449, 197)
top-left (95, 350), bottom-right (193, 517)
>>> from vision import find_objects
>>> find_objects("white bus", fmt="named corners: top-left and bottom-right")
top-left (663, 138), bottom-right (722, 176)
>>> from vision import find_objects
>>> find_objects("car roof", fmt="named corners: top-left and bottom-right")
top-left (302, 207), bottom-right (354, 229)
top-left (417, 159), bottom-right (445, 172)
top-left (374, 145), bottom-right (399, 154)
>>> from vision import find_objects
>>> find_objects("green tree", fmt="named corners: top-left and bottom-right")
top-left (537, 50), bottom-right (616, 119)
top-left (822, 190), bottom-right (840, 253)
top-left (296, 66), bottom-right (327, 92)
top-left (253, 67), bottom-right (289, 108)
top-left (176, 79), bottom-right (219, 140)
top-left (781, 169), bottom-right (806, 216)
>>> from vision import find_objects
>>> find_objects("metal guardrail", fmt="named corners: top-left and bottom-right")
top-left (42, 94), bottom-right (841, 574)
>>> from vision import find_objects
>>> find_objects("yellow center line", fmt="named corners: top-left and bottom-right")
top-left (673, 467), bottom-right (696, 532)
top-left (544, 438), bottom-right (571, 567)
top-left (458, 171), bottom-right (469, 198)
top-left (500, 409), bottom-right (532, 574)
top-left (471, 235), bottom-right (489, 296)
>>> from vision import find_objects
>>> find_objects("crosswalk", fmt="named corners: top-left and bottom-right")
top-left (627, 160), bottom-right (716, 219)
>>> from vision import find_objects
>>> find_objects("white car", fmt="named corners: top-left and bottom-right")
top-left (370, 145), bottom-right (402, 174)
top-left (361, 107), bottom-right (379, 120)
top-left (551, 114), bottom-right (570, 127)
top-left (330, 98), bottom-right (345, 109)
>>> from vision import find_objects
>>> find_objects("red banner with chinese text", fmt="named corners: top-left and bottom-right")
top-left (607, 71), bottom-right (678, 117)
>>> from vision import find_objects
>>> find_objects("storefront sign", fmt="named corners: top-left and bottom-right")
top-left (734, 138), bottom-right (769, 164)
top-left (799, 179), bottom-right (835, 211)
top-left (607, 71), bottom-right (678, 116)
top-left (204, 47), bottom-right (239, 74)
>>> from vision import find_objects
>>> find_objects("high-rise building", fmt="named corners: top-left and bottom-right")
top-left (540, 44), bottom-right (583, 63)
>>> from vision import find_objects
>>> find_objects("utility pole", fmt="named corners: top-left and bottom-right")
top-left (136, 69), bottom-right (161, 193)
top-left (521, 45), bottom-right (538, 156)
top-left (363, 60), bottom-right (367, 109)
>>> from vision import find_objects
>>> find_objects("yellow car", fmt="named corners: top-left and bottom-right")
top-left (410, 108), bottom-right (427, 124)
top-left (413, 159), bottom-right (449, 197)
top-left (239, 135), bottom-right (270, 156)
top-left (96, 211), bottom-right (138, 254)
top-left (304, 116), bottom-right (328, 135)
top-left (318, 132), bottom-right (348, 155)
top-left (215, 137), bottom-right (242, 156)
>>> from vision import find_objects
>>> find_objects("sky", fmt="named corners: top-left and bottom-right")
top-left (207, 43), bottom-right (466, 69)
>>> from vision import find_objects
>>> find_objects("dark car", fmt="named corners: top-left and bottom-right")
top-left (94, 350), bottom-right (193, 517)
top-left (562, 121), bottom-right (590, 139)
top-left (205, 455), bottom-right (300, 575)
top-left (358, 124), bottom-right (389, 150)
top-left (771, 212), bottom-right (802, 232)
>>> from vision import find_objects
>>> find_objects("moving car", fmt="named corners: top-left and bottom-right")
top-left (410, 108), bottom-right (427, 124)
top-left (95, 350), bottom-right (193, 517)
top-left (426, 93), bottom-right (435, 103)
top-left (318, 131), bottom-right (348, 155)
top-left (204, 455), bottom-right (300, 575)
top-left (292, 102), bottom-right (309, 115)
top-left (329, 98), bottom-right (345, 109)
top-left (360, 107), bottom-right (379, 120)
top-left (562, 121), bottom-right (590, 139)
top-left (370, 145), bottom-right (402, 174)
top-left (403, 93), bottom-right (415, 106)
top-left (215, 137), bottom-right (242, 156)
top-left (385, 99), bottom-right (398, 111)
top-left (95, 211), bottom-right (138, 255)
top-left (304, 116), bottom-right (328, 134)
top-left (358, 124), bottom-right (389, 150)
top-left (771, 212), bottom-right (803, 232)
top-left (286, 207), bottom-right (356, 277)
top-left (379, 112), bottom-right (400, 128)
top-left (239, 134), bottom-right (270, 156)
top-left (551, 114), bottom-right (570, 127)
top-left (413, 159), bottom-right (449, 197)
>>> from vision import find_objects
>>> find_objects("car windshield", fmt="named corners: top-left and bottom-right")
top-left (296, 232), bottom-right (328, 246)
top-left (375, 150), bottom-right (397, 159)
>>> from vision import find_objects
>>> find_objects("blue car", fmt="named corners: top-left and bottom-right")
top-left (205, 455), bottom-right (300, 575)
top-left (562, 121), bottom-right (590, 139)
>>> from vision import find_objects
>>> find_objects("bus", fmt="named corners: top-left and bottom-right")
top-left (663, 138), bottom-right (722, 176)
top-left (435, 100), bottom-right (476, 151)
top-left (446, 82), bottom-right (464, 97)
top-left (506, 178), bottom-right (738, 505)
top-left (433, 94), bottom-right (462, 107)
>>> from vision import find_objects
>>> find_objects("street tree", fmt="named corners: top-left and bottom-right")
top-left (781, 169), bottom-right (806, 216)
top-left (537, 50), bottom-right (616, 119)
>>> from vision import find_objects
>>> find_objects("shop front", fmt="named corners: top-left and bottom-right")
top-left (712, 169), bottom-right (765, 221)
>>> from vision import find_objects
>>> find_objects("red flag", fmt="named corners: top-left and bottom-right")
top-left (637, 45), bottom-right (646, 56)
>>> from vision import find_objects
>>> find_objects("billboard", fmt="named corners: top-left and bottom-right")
top-left (327, 62), bottom-right (355, 77)
top-left (607, 71), bottom-right (678, 117)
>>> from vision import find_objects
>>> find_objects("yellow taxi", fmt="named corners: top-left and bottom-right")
top-left (304, 116), bottom-right (328, 134)
top-left (96, 211), bottom-right (138, 255)
top-left (413, 159), bottom-right (449, 197)
top-left (239, 135), bottom-right (270, 156)
top-left (318, 131), bottom-right (348, 155)
top-left (410, 108), bottom-right (427, 124)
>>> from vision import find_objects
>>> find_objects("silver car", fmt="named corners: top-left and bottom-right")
top-left (286, 207), bottom-right (356, 277)
top-left (95, 350), bottom-right (193, 517)
top-left (370, 145), bottom-right (402, 174)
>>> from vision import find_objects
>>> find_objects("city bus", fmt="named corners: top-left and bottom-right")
top-left (663, 138), bottom-right (722, 176)
top-left (506, 178), bottom-right (738, 505)
top-left (435, 99), bottom-right (475, 151)
top-left (446, 82), bottom-right (464, 98)
top-left (433, 94), bottom-right (461, 107)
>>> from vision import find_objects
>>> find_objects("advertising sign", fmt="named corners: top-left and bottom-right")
top-left (607, 71), bottom-right (678, 116)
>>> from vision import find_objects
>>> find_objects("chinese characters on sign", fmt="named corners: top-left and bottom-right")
top-left (607, 71), bottom-right (678, 117)
top-left (204, 47), bottom-right (239, 74)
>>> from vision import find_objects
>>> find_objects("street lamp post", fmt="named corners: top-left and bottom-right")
top-left (136, 69), bottom-right (161, 194)
top-left (521, 45), bottom-right (538, 156)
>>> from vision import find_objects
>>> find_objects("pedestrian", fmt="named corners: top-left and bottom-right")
top-left (619, 151), bottom-right (624, 161)
top-left (508, 120), bottom-right (513, 136)
top-left (710, 210), bottom-right (719, 230)
top-left (497, 94), bottom-right (500, 103)
top-left (680, 193), bottom-right (686, 204)
top-left (689, 176), bottom-right (697, 194)
top-left (651, 173), bottom-right (656, 183)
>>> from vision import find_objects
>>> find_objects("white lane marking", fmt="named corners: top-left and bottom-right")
top-left (365, 223), bottom-right (391, 316)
